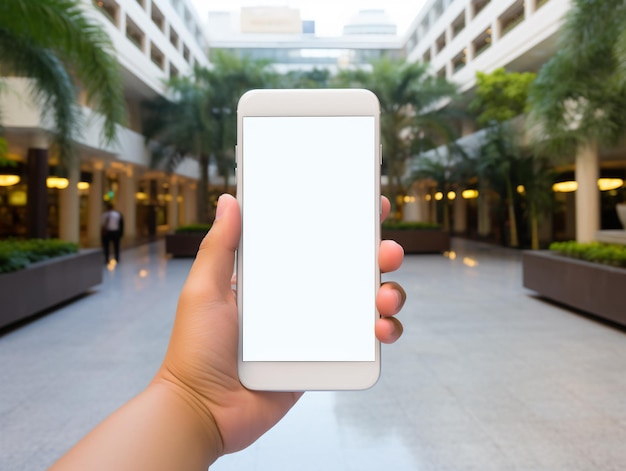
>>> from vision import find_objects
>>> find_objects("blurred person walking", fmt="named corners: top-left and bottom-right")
top-left (101, 202), bottom-right (124, 264)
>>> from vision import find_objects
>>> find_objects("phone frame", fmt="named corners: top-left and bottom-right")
top-left (236, 89), bottom-right (381, 391)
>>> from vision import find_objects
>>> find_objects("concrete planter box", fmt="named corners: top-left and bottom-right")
top-left (165, 233), bottom-right (205, 257)
top-left (382, 229), bottom-right (450, 254)
top-left (0, 249), bottom-right (102, 329)
top-left (523, 250), bottom-right (626, 327)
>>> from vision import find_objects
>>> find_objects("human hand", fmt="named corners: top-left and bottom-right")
top-left (154, 193), bottom-right (405, 462)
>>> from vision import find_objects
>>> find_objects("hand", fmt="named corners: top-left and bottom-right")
top-left (154, 194), bottom-right (405, 461)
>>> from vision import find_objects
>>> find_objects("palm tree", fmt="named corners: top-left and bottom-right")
top-left (142, 51), bottom-right (275, 222)
top-left (197, 51), bottom-right (276, 193)
top-left (142, 75), bottom-right (213, 222)
top-left (334, 58), bottom-right (458, 219)
top-left (528, 0), bottom-right (626, 241)
top-left (0, 0), bottom-right (125, 166)
top-left (409, 144), bottom-right (472, 231)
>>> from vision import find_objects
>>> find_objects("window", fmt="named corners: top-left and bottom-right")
top-left (170, 63), bottom-right (179, 79)
top-left (451, 12), bottom-right (465, 38)
top-left (423, 49), bottom-right (431, 63)
top-left (500, 0), bottom-right (525, 37)
top-left (452, 50), bottom-right (466, 73)
top-left (472, 0), bottom-right (491, 17)
top-left (151, 3), bottom-right (165, 32)
top-left (150, 44), bottom-right (165, 70)
top-left (93, 0), bottom-right (119, 27)
top-left (170, 28), bottom-right (179, 50)
top-left (183, 44), bottom-right (191, 63)
top-left (126, 17), bottom-right (145, 50)
top-left (472, 28), bottom-right (492, 58)
top-left (435, 32), bottom-right (446, 54)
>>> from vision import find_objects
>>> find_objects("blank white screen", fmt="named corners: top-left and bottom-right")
top-left (241, 116), bottom-right (377, 362)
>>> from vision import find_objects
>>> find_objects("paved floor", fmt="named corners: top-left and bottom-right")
top-left (1, 239), bottom-right (626, 470)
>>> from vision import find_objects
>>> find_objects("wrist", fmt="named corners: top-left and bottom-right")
top-left (148, 375), bottom-right (224, 466)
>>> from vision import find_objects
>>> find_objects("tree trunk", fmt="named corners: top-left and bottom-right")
top-left (530, 201), bottom-right (539, 250)
top-left (506, 178), bottom-right (519, 247)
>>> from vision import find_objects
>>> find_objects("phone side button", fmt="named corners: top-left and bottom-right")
top-left (380, 144), bottom-right (383, 166)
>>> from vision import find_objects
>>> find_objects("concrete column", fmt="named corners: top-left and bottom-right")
top-left (575, 141), bottom-right (600, 242)
top-left (87, 163), bottom-right (104, 247)
top-left (167, 176), bottom-right (179, 231)
top-left (453, 192), bottom-right (468, 234)
top-left (117, 166), bottom-right (137, 243)
top-left (466, 2), bottom-right (475, 23)
top-left (26, 134), bottom-right (49, 239)
top-left (478, 191), bottom-right (491, 237)
top-left (525, 0), bottom-right (537, 16)
top-left (183, 182), bottom-right (197, 225)
top-left (58, 164), bottom-right (80, 243)
top-left (492, 19), bottom-right (501, 43)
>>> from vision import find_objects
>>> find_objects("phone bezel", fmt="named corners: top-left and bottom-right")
top-left (236, 89), bottom-right (381, 391)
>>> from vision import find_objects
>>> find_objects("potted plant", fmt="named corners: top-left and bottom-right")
top-left (0, 239), bottom-right (102, 329)
top-left (523, 241), bottom-right (626, 327)
top-left (165, 224), bottom-right (212, 257)
top-left (382, 221), bottom-right (450, 254)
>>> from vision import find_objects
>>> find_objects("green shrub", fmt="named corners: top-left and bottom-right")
top-left (174, 224), bottom-right (212, 234)
top-left (549, 241), bottom-right (626, 269)
top-left (0, 239), bottom-right (78, 274)
top-left (382, 221), bottom-right (441, 231)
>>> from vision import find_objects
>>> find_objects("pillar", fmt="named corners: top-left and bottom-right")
top-left (117, 166), bottom-right (137, 243)
top-left (183, 182), bottom-right (197, 225)
top-left (167, 176), bottom-right (179, 231)
top-left (26, 134), bottom-right (49, 239)
top-left (575, 141), bottom-right (600, 242)
top-left (87, 163), bottom-right (104, 247)
top-left (58, 164), bottom-right (80, 243)
top-left (478, 191), bottom-right (491, 237)
top-left (453, 192), bottom-right (467, 234)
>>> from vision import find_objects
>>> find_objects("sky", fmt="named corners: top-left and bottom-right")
top-left (190, 0), bottom-right (427, 37)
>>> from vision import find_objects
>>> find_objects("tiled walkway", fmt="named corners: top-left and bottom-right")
top-left (1, 239), bottom-right (626, 470)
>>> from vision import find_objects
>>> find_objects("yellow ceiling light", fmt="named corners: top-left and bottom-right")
top-left (434, 192), bottom-right (444, 201)
top-left (597, 178), bottom-right (623, 191)
top-left (447, 191), bottom-right (456, 201)
top-left (77, 181), bottom-right (90, 190)
top-left (517, 185), bottom-right (525, 194)
top-left (135, 191), bottom-right (148, 201)
top-left (46, 176), bottom-right (69, 189)
top-left (552, 181), bottom-right (578, 193)
top-left (462, 189), bottom-right (479, 199)
top-left (0, 175), bottom-right (20, 186)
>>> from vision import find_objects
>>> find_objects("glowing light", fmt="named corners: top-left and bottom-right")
top-left (447, 191), bottom-right (456, 201)
top-left (425, 194), bottom-right (432, 201)
top-left (517, 185), bottom-right (525, 194)
top-left (139, 269), bottom-right (148, 278)
top-left (552, 181), bottom-right (578, 193)
top-left (444, 251), bottom-right (457, 260)
top-left (435, 192), bottom-right (444, 201)
top-left (77, 181), bottom-right (90, 190)
top-left (136, 191), bottom-right (148, 201)
top-left (463, 257), bottom-right (479, 267)
top-left (46, 177), bottom-right (69, 189)
top-left (598, 178), bottom-right (623, 191)
top-left (0, 175), bottom-right (20, 186)
top-left (462, 189), bottom-right (479, 199)
top-left (403, 195), bottom-right (416, 203)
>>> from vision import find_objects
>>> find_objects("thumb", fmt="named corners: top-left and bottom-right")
top-left (183, 194), bottom-right (241, 304)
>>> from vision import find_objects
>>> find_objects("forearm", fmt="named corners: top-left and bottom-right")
top-left (50, 380), bottom-right (222, 471)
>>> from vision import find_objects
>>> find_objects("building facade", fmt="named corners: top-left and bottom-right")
top-left (0, 0), bottom-right (210, 245)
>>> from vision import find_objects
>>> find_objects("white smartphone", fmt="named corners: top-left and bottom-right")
top-left (236, 89), bottom-right (381, 391)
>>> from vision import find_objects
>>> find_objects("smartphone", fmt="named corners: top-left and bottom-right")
top-left (236, 89), bottom-right (381, 391)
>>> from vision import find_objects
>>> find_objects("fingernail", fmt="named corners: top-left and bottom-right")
top-left (215, 195), bottom-right (225, 221)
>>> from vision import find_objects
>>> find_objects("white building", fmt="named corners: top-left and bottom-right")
top-left (402, 0), bottom-right (626, 243)
top-left (0, 0), bottom-right (210, 244)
